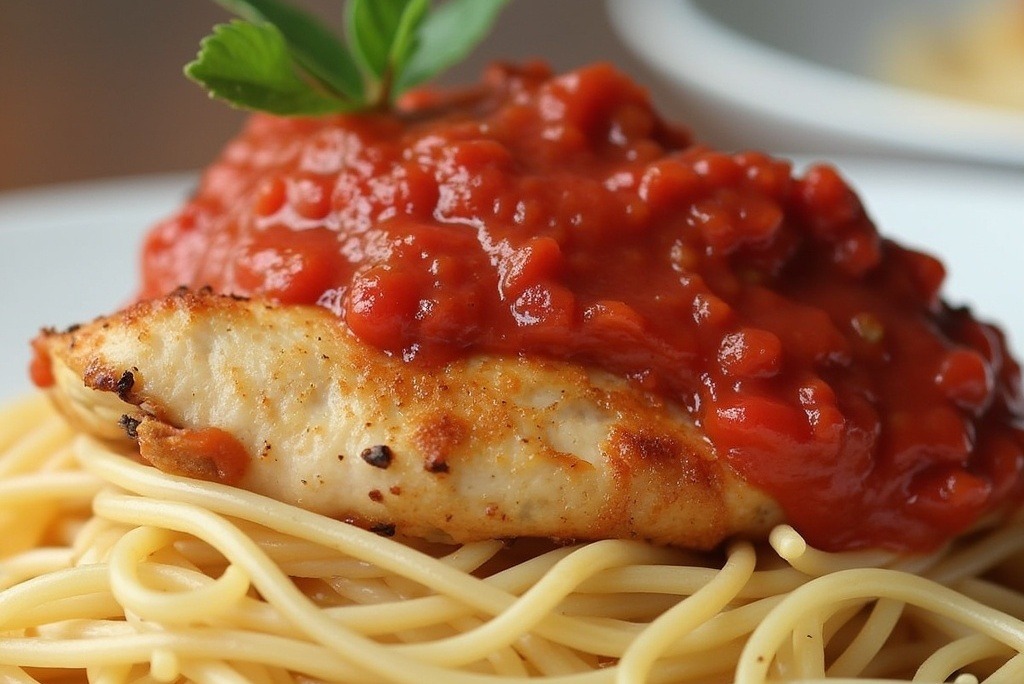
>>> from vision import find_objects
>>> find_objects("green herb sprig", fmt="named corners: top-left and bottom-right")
top-left (186, 0), bottom-right (509, 116)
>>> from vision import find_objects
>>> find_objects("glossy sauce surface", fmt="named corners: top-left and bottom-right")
top-left (139, 63), bottom-right (1024, 551)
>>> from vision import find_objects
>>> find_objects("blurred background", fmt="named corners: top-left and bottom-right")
top-left (0, 1), bottom-right (649, 191)
top-left (2, 0), bottom-right (1021, 192)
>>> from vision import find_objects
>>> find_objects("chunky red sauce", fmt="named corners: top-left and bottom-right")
top-left (139, 63), bottom-right (1024, 551)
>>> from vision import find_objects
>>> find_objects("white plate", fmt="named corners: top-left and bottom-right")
top-left (607, 0), bottom-right (1024, 167)
top-left (0, 175), bottom-right (194, 402)
top-left (1, 161), bottom-right (1022, 402)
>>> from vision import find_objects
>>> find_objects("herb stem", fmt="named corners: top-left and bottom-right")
top-left (373, 68), bottom-right (395, 111)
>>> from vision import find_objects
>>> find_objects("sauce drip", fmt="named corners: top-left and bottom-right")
top-left (139, 62), bottom-right (1024, 551)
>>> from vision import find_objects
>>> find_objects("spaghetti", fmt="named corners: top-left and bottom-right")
top-left (4, 392), bottom-right (1024, 683)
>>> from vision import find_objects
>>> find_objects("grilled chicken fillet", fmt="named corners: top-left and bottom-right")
top-left (34, 290), bottom-right (781, 548)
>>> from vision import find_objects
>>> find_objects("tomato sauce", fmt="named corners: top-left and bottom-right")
top-left (139, 62), bottom-right (1024, 551)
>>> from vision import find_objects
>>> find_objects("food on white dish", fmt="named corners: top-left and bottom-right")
top-left (883, 0), bottom-right (1024, 111)
top-left (5, 1), bottom-right (1024, 682)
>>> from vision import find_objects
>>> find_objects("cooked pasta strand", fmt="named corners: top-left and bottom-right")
top-left (2, 396), bottom-right (1024, 683)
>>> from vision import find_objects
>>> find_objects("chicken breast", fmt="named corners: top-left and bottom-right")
top-left (34, 289), bottom-right (781, 548)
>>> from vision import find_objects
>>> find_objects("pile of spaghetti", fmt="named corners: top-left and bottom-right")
top-left (8, 2), bottom-right (1024, 680)
top-left (4, 392), bottom-right (1024, 683)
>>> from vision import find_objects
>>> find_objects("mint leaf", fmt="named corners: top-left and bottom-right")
top-left (188, 0), bottom-right (510, 116)
top-left (396, 0), bottom-right (509, 93)
top-left (214, 0), bottom-right (364, 101)
top-left (185, 21), bottom-right (354, 115)
top-left (388, 0), bottom-right (429, 83)
top-left (347, 0), bottom-right (428, 105)
top-left (346, 0), bottom-right (412, 78)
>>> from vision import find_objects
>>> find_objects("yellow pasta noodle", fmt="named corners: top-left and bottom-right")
top-left (4, 392), bottom-right (1024, 683)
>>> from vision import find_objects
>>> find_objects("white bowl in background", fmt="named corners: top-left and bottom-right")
top-left (607, 0), bottom-right (1024, 167)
